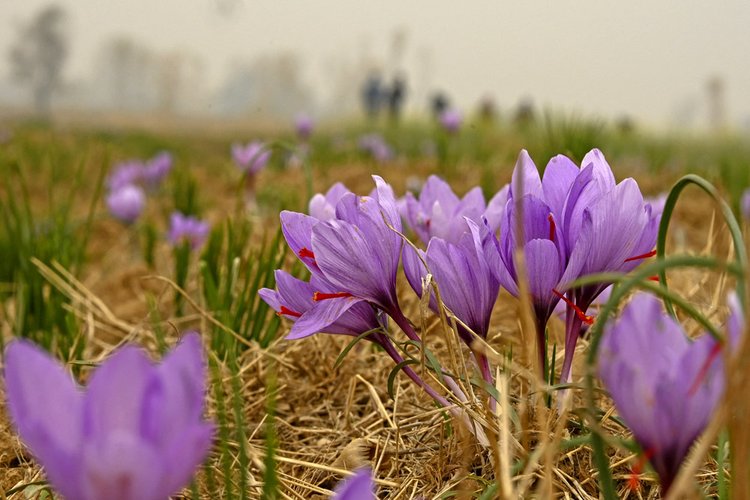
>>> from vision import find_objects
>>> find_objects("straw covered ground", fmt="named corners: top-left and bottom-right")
top-left (0, 120), bottom-right (748, 499)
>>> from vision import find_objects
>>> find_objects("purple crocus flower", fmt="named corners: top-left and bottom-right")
top-left (259, 270), bottom-right (385, 341)
top-left (332, 468), bottom-right (376, 500)
top-left (142, 151), bottom-right (173, 188)
top-left (107, 160), bottom-right (144, 191)
top-left (495, 149), bottom-right (658, 380)
top-left (404, 223), bottom-right (499, 346)
top-left (279, 176), bottom-right (412, 337)
top-left (308, 182), bottom-right (352, 221)
top-left (401, 175), bottom-right (508, 245)
top-left (168, 212), bottom-right (210, 250)
top-left (3, 332), bottom-right (214, 500)
top-left (439, 108), bottom-right (463, 134)
top-left (106, 184), bottom-right (146, 225)
top-left (358, 133), bottom-right (393, 163)
top-left (231, 141), bottom-right (271, 175)
top-left (598, 293), bottom-right (739, 494)
top-left (403, 222), bottom-right (499, 386)
top-left (294, 113), bottom-right (314, 140)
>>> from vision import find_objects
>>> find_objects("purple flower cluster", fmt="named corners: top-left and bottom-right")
top-left (3, 333), bottom-right (214, 499)
top-left (400, 175), bottom-right (508, 245)
top-left (483, 149), bottom-right (659, 380)
top-left (105, 151), bottom-right (174, 224)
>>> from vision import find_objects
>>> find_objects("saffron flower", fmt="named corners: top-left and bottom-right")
top-left (439, 108), bottom-right (463, 134)
top-left (492, 149), bottom-right (659, 380)
top-left (401, 175), bottom-right (508, 245)
top-left (106, 184), bottom-right (146, 224)
top-left (294, 113), bottom-right (314, 140)
top-left (3, 333), bottom-right (214, 500)
top-left (231, 141), bottom-right (271, 175)
top-left (259, 270), bottom-right (385, 341)
top-left (358, 133), bottom-right (393, 163)
top-left (332, 468), bottom-right (376, 500)
top-left (403, 222), bottom-right (499, 386)
top-left (404, 223), bottom-right (498, 347)
top-left (598, 293), bottom-right (739, 494)
top-left (308, 182), bottom-right (352, 221)
top-left (168, 212), bottom-right (210, 250)
top-left (107, 160), bottom-right (144, 191)
top-left (142, 151), bottom-right (173, 189)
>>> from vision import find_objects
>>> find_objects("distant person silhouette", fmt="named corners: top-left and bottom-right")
top-left (430, 92), bottom-right (449, 120)
top-left (362, 72), bottom-right (383, 121)
top-left (387, 75), bottom-right (407, 123)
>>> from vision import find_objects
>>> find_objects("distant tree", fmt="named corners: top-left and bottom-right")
top-left (96, 36), bottom-right (157, 111)
top-left (8, 4), bottom-right (68, 116)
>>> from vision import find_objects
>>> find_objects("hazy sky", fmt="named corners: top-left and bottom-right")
top-left (2, 0), bottom-right (750, 127)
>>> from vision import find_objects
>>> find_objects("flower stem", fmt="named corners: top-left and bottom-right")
top-left (475, 351), bottom-right (497, 413)
top-left (380, 339), bottom-right (451, 408)
top-left (559, 304), bottom-right (583, 385)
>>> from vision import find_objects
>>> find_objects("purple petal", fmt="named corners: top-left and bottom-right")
top-left (510, 150), bottom-right (543, 200)
top-left (287, 295), bottom-right (367, 339)
top-left (332, 468), bottom-right (376, 500)
top-left (542, 154), bottom-right (579, 218)
top-left (81, 433), bottom-right (163, 500)
top-left (4, 341), bottom-right (85, 499)
top-left (280, 211), bottom-right (320, 272)
top-left (82, 346), bottom-right (156, 440)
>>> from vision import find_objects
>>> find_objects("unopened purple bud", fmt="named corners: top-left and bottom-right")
top-left (439, 109), bottom-right (463, 133)
top-left (295, 114), bottom-right (314, 140)
top-left (106, 185), bottom-right (146, 224)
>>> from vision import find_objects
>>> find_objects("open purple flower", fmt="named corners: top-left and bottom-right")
top-left (598, 293), bottom-right (739, 494)
top-left (168, 212), bottom-right (210, 250)
top-left (142, 151), bottom-right (173, 188)
top-left (3, 332), bottom-right (214, 500)
top-left (106, 184), bottom-right (146, 225)
top-left (231, 141), bottom-right (271, 175)
top-left (308, 182), bottom-right (352, 221)
top-left (259, 270), bottom-right (386, 341)
top-left (401, 175), bottom-right (508, 245)
top-left (332, 468), bottom-right (376, 500)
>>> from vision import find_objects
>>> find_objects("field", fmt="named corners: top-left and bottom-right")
top-left (1, 116), bottom-right (749, 499)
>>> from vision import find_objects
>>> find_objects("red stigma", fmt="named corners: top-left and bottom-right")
top-left (552, 289), bottom-right (594, 325)
top-left (548, 213), bottom-right (556, 242)
top-left (647, 275), bottom-right (660, 282)
top-left (298, 247), bottom-right (315, 260)
top-left (624, 249), bottom-right (657, 263)
top-left (277, 306), bottom-right (302, 318)
top-left (628, 447), bottom-right (656, 492)
top-left (313, 291), bottom-right (353, 301)
top-left (688, 341), bottom-right (723, 396)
